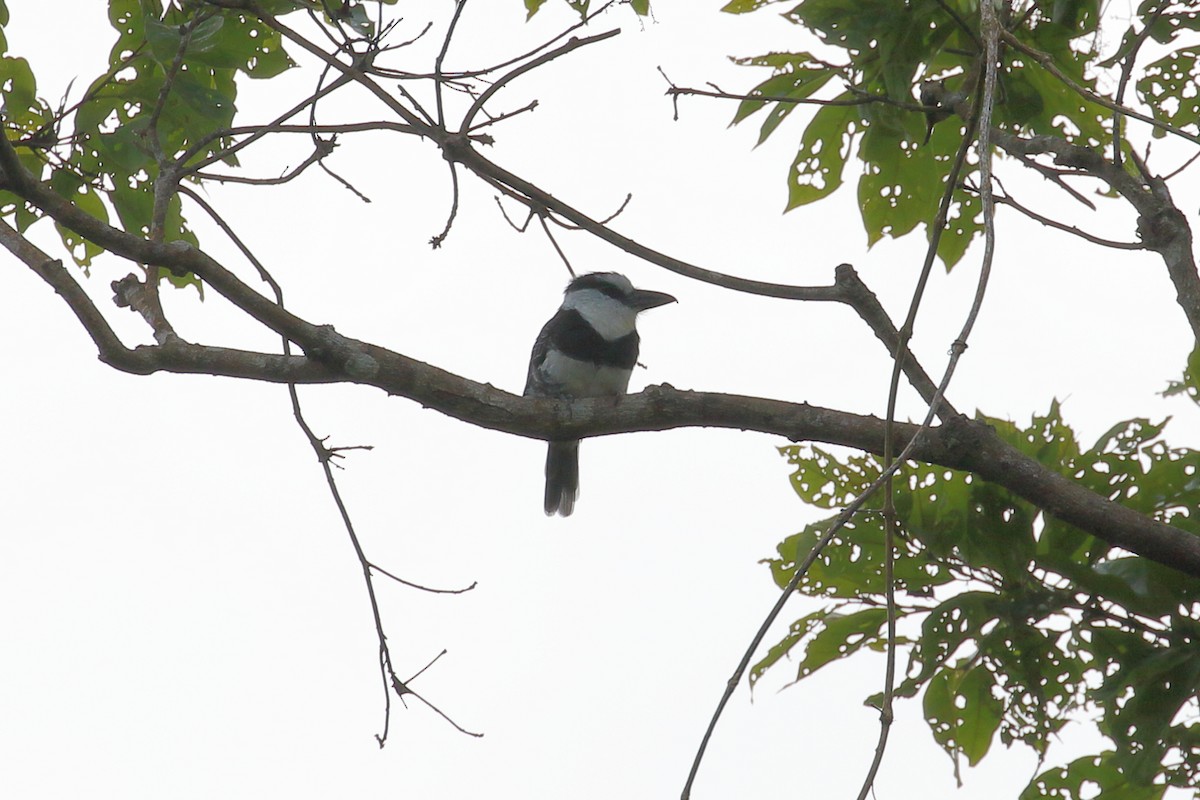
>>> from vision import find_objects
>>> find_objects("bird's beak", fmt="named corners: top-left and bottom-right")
top-left (629, 289), bottom-right (677, 311)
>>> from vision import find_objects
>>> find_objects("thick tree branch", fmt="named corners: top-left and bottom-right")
top-left (8, 221), bottom-right (1199, 577)
top-left (7, 215), bottom-right (1199, 577)
top-left (8, 141), bottom-right (1197, 580)
top-left (3, 7), bottom-right (1198, 582)
top-left (0, 218), bottom-right (333, 380)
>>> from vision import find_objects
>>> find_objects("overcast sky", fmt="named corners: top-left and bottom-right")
top-left (2, 1), bottom-right (1197, 798)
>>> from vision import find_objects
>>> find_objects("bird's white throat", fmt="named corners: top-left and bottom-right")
top-left (562, 288), bottom-right (638, 340)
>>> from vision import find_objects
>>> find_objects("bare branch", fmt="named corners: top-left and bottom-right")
top-left (494, 196), bottom-right (536, 232)
top-left (538, 214), bottom-right (577, 278)
top-left (1163, 149), bottom-right (1200, 182)
top-left (1007, 150), bottom-right (1097, 210)
top-left (193, 137), bottom-right (335, 186)
top-left (466, 99), bottom-right (539, 133)
top-left (434, 0), bottom-right (470, 127)
top-left (460, 28), bottom-right (622, 132)
top-left (370, 564), bottom-right (477, 595)
top-left (985, 189), bottom-right (1144, 250)
top-left (551, 192), bottom-right (633, 230)
top-left (666, 83), bottom-right (918, 112)
top-left (429, 160), bottom-right (460, 248)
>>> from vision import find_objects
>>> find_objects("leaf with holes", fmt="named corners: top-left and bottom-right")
top-left (923, 665), bottom-right (1003, 769)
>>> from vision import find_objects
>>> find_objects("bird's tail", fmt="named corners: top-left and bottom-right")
top-left (544, 440), bottom-right (580, 517)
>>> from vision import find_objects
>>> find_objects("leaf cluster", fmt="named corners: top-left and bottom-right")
top-left (758, 403), bottom-right (1200, 796)
top-left (721, 0), bottom-right (1200, 268)
top-left (0, 0), bottom-right (299, 274)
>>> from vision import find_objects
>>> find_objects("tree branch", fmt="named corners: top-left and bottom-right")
top-left (9, 219), bottom-right (1200, 577)
top-left (986, 190), bottom-right (1144, 250)
top-left (4, 5), bottom-right (1199, 583)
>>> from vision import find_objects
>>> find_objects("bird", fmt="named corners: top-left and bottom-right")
top-left (920, 79), bottom-right (952, 144)
top-left (524, 271), bottom-right (677, 516)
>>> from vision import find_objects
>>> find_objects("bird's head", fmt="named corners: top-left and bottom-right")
top-left (561, 272), bottom-right (676, 340)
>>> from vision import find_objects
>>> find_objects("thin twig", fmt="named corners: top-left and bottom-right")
top-left (494, 196), bottom-right (536, 232)
top-left (550, 192), bottom-right (632, 230)
top-left (383, 0), bottom-right (620, 81)
top-left (430, 160), bottom-right (460, 248)
top-left (434, 0), bottom-right (470, 127)
top-left (460, 29), bottom-right (622, 132)
top-left (986, 190), bottom-right (1143, 249)
top-left (192, 138), bottom-right (334, 186)
top-left (180, 182), bottom-right (477, 744)
top-left (178, 73), bottom-right (355, 175)
top-left (370, 563), bottom-right (477, 594)
top-left (1001, 28), bottom-right (1200, 148)
top-left (850, 41), bottom-right (984, 800)
top-left (1008, 150), bottom-right (1097, 210)
top-left (394, 656), bottom-right (484, 738)
top-left (466, 99), bottom-right (539, 132)
top-left (667, 83), bottom-right (921, 112)
top-left (319, 158), bottom-right (373, 202)
top-left (539, 215), bottom-right (576, 278)
top-left (1113, 1), bottom-right (1169, 167)
top-left (1163, 149), bottom-right (1200, 182)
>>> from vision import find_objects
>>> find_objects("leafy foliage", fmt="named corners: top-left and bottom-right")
top-left (1, 3), bottom-right (1197, 799)
top-left (760, 404), bottom-right (1200, 795)
top-left (0, 0), bottom-right (298, 274)
top-left (719, 0), bottom-right (1200, 267)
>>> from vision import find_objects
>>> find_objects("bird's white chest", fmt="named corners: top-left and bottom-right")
top-left (539, 350), bottom-right (632, 396)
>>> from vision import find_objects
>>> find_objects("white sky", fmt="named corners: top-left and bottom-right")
top-left (2, 1), bottom-right (1197, 798)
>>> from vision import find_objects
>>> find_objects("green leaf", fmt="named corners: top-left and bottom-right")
top-left (785, 99), bottom-right (854, 210)
top-left (750, 606), bottom-right (829, 686)
top-left (752, 606), bottom-right (894, 688)
top-left (781, 444), bottom-right (880, 508)
top-left (342, 3), bottom-right (375, 38)
top-left (110, 181), bottom-right (154, 237)
top-left (795, 607), bottom-right (889, 680)
top-left (188, 15), bottom-right (227, 51)
top-left (1138, 47), bottom-right (1200, 138)
top-left (92, 126), bottom-right (152, 173)
top-left (145, 19), bottom-right (184, 64)
top-left (48, 170), bottom-right (109, 268)
top-left (0, 54), bottom-right (35, 117)
top-left (730, 52), bottom-right (835, 145)
top-left (924, 665), bottom-right (1003, 767)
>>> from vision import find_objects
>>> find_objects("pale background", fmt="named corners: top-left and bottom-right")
top-left (2, 1), bottom-right (1195, 798)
